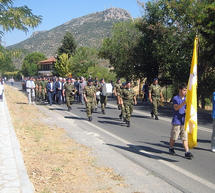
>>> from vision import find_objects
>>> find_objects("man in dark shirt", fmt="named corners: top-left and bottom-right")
top-left (169, 84), bottom-right (193, 159)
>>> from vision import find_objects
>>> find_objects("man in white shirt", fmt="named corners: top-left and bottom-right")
top-left (26, 77), bottom-right (36, 104)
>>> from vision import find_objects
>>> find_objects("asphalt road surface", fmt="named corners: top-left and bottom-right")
top-left (11, 82), bottom-right (215, 193)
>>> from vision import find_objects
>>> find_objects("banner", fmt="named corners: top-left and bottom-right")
top-left (185, 37), bottom-right (198, 149)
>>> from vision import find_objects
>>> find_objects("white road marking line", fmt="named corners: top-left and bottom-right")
top-left (108, 103), bottom-right (212, 133)
top-left (51, 104), bottom-right (215, 190)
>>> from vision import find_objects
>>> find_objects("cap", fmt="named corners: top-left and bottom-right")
top-left (153, 78), bottom-right (158, 81)
top-left (88, 79), bottom-right (93, 82)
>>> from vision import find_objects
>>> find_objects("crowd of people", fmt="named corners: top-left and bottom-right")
top-left (20, 76), bottom-right (194, 159)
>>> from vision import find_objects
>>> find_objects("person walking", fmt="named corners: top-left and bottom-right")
top-left (46, 78), bottom-right (55, 106)
top-left (121, 81), bottom-right (137, 127)
top-left (94, 80), bottom-right (100, 112)
top-left (142, 81), bottom-right (149, 102)
top-left (114, 78), bottom-right (122, 110)
top-left (149, 78), bottom-right (164, 120)
top-left (78, 77), bottom-right (86, 105)
top-left (26, 77), bottom-right (36, 104)
top-left (169, 84), bottom-right (193, 159)
top-left (99, 78), bottom-right (107, 114)
top-left (83, 79), bottom-right (96, 121)
top-left (63, 78), bottom-right (76, 111)
top-left (39, 77), bottom-right (47, 102)
top-left (55, 77), bottom-right (63, 105)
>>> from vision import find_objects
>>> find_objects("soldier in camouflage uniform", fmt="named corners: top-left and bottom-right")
top-left (121, 81), bottom-right (137, 127)
top-left (149, 78), bottom-right (164, 120)
top-left (34, 77), bottom-right (40, 102)
top-left (63, 78), bottom-right (76, 111)
top-left (119, 82), bottom-right (126, 121)
top-left (114, 78), bottom-right (122, 110)
top-left (39, 77), bottom-right (47, 102)
top-left (83, 79), bottom-right (96, 121)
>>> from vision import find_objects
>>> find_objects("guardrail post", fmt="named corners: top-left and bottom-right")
top-left (211, 92), bottom-right (215, 152)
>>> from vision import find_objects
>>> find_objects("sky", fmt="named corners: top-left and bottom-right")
top-left (2, 0), bottom-right (147, 47)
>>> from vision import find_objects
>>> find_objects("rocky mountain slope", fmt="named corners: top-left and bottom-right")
top-left (8, 8), bottom-right (132, 57)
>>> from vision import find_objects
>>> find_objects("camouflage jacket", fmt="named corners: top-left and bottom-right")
top-left (121, 88), bottom-right (135, 103)
top-left (149, 84), bottom-right (161, 98)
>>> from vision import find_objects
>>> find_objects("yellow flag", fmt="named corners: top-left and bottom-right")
top-left (185, 37), bottom-right (198, 149)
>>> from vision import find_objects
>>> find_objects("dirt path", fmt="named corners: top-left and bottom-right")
top-left (5, 85), bottom-right (129, 193)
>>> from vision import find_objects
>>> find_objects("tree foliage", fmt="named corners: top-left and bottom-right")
top-left (54, 53), bottom-right (73, 77)
top-left (0, 0), bottom-right (42, 38)
top-left (57, 32), bottom-right (77, 57)
top-left (21, 52), bottom-right (46, 77)
top-left (99, 0), bottom-right (215, 108)
top-left (71, 47), bottom-right (98, 77)
top-left (0, 45), bottom-right (14, 74)
top-left (99, 21), bottom-right (142, 80)
top-left (87, 66), bottom-right (116, 82)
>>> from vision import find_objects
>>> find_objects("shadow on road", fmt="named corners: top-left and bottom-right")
top-left (16, 102), bottom-right (28, 105)
top-left (98, 120), bottom-right (123, 126)
top-left (64, 116), bottom-right (86, 120)
top-left (98, 116), bottom-right (120, 121)
top-left (131, 114), bottom-right (150, 119)
top-left (49, 107), bottom-right (67, 111)
top-left (107, 143), bottom-right (178, 162)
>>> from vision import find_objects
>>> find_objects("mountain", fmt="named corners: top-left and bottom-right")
top-left (8, 8), bottom-right (132, 57)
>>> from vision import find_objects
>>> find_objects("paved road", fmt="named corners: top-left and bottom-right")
top-left (38, 99), bottom-right (214, 193)
top-left (12, 82), bottom-right (215, 193)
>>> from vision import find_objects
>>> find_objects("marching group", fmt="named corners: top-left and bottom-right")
top-left (22, 76), bottom-right (193, 159)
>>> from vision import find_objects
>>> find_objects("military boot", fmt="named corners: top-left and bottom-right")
top-left (88, 116), bottom-right (92, 122)
top-left (151, 112), bottom-right (154, 118)
top-left (155, 115), bottom-right (159, 120)
top-left (127, 121), bottom-right (130, 127)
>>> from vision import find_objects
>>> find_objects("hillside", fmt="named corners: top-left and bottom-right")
top-left (8, 8), bottom-right (132, 58)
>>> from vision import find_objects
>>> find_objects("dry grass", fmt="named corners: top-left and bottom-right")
top-left (5, 85), bottom-right (127, 193)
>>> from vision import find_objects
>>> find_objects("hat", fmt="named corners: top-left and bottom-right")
top-left (88, 79), bottom-right (93, 82)
top-left (153, 78), bottom-right (158, 81)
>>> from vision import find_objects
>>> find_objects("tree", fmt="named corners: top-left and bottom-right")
top-left (99, 21), bottom-right (142, 80)
top-left (54, 53), bottom-right (73, 77)
top-left (161, 0), bottom-right (215, 108)
top-left (0, 0), bottom-right (42, 38)
top-left (71, 47), bottom-right (98, 77)
top-left (87, 66), bottom-right (116, 82)
top-left (21, 52), bottom-right (46, 77)
top-left (0, 45), bottom-right (14, 74)
top-left (57, 32), bottom-right (77, 57)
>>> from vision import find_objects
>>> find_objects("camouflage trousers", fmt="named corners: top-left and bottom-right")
top-left (124, 102), bottom-right (133, 122)
top-left (40, 89), bottom-right (46, 101)
top-left (66, 94), bottom-right (74, 108)
top-left (35, 89), bottom-right (40, 101)
top-left (152, 97), bottom-right (160, 116)
top-left (85, 99), bottom-right (94, 117)
top-left (120, 104), bottom-right (126, 119)
top-left (100, 95), bottom-right (107, 111)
